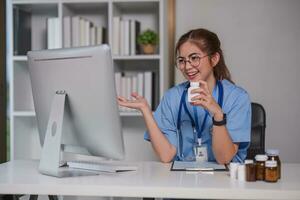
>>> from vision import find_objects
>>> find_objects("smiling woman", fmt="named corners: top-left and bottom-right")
top-left (118, 28), bottom-right (251, 164)
top-left (0, 0), bottom-right (7, 163)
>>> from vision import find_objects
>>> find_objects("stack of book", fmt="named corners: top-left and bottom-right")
top-left (115, 71), bottom-right (156, 112)
top-left (47, 16), bottom-right (106, 49)
top-left (113, 16), bottom-right (141, 56)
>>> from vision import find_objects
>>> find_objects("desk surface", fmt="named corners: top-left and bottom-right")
top-left (0, 160), bottom-right (300, 199)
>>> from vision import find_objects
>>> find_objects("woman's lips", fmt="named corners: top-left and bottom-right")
top-left (186, 71), bottom-right (199, 80)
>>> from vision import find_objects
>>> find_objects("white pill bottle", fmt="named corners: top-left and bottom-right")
top-left (188, 82), bottom-right (200, 102)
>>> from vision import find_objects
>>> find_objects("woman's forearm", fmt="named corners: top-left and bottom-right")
top-left (141, 107), bottom-right (176, 163)
top-left (211, 125), bottom-right (238, 164)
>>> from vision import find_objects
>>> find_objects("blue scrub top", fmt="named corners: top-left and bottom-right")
top-left (144, 79), bottom-right (251, 163)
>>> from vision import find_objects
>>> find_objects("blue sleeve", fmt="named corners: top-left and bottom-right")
top-left (226, 89), bottom-right (251, 162)
top-left (144, 93), bottom-right (178, 148)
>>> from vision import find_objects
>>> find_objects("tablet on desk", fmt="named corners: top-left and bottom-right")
top-left (171, 160), bottom-right (227, 171)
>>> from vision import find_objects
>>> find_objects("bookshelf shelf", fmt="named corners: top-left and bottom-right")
top-left (7, 0), bottom-right (169, 161)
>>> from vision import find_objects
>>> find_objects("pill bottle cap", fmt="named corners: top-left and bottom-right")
top-left (244, 159), bottom-right (254, 164)
top-left (190, 82), bottom-right (199, 87)
top-left (265, 160), bottom-right (277, 167)
top-left (229, 162), bottom-right (240, 169)
top-left (255, 154), bottom-right (268, 161)
top-left (266, 149), bottom-right (279, 156)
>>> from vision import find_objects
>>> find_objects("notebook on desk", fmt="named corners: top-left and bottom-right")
top-left (171, 160), bottom-right (227, 171)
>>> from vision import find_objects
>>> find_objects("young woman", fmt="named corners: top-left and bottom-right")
top-left (118, 28), bottom-right (251, 164)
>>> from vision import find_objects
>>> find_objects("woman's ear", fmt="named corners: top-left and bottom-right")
top-left (211, 52), bottom-right (220, 67)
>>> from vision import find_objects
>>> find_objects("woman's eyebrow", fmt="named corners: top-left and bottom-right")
top-left (187, 52), bottom-right (201, 57)
top-left (177, 52), bottom-right (200, 58)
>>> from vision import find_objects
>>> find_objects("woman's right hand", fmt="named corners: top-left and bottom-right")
top-left (117, 92), bottom-right (150, 113)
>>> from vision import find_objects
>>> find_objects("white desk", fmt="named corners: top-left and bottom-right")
top-left (0, 160), bottom-right (300, 199)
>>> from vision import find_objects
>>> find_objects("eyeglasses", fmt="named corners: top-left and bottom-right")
top-left (176, 54), bottom-right (209, 69)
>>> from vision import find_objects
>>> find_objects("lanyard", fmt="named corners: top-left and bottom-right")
top-left (177, 80), bottom-right (224, 140)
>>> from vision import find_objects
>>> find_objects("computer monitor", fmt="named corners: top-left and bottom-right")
top-left (27, 45), bottom-right (124, 177)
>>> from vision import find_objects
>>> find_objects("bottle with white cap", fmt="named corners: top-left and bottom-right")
top-left (265, 160), bottom-right (278, 182)
top-left (188, 82), bottom-right (200, 102)
top-left (245, 159), bottom-right (256, 182)
top-left (266, 149), bottom-right (281, 179)
top-left (255, 154), bottom-right (268, 181)
top-left (229, 162), bottom-right (240, 180)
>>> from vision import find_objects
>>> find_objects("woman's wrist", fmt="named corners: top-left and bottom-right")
top-left (141, 104), bottom-right (152, 116)
top-left (213, 109), bottom-right (224, 121)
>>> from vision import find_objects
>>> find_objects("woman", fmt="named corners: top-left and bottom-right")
top-left (118, 28), bottom-right (251, 164)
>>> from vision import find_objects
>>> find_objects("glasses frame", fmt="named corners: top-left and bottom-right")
top-left (175, 53), bottom-right (210, 69)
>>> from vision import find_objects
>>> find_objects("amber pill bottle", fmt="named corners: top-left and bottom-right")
top-left (245, 159), bottom-right (256, 182)
top-left (265, 160), bottom-right (278, 182)
top-left (255, 154), bottom-right (268, 181)
top-left (266, 149), bottom-right (281, 179)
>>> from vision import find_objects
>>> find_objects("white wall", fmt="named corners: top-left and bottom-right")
top-left (175, 0), bottom-right (300, 162)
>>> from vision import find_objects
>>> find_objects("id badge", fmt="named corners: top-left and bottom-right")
top-left (195, 139), bottom-right (208, 162)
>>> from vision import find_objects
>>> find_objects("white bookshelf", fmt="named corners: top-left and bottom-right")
top-left (7, 0), bottom-right (169, 160)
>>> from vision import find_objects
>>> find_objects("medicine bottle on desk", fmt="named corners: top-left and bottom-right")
top-left (265, 160), bottom-right (278, 182)
top-left (188, 82), bottom-right (200, 102)
top-left (266, 149), bottom-right (281, 179)
top-left (245, 159), bottom-right (256, 182)
top-left (255, 154), bottom-right (268, 181)
top-left (237, 164), bottom-right (246, 181)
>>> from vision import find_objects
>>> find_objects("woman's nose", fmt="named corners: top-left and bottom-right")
top-left (184, 61), bottom-right (193, 70)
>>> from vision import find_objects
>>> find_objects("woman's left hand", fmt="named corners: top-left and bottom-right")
top-left (190, 80), bottom-right (223, 117)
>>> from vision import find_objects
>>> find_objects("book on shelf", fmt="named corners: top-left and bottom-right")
top-left (113, 16), bottom-right (121, 55)
top-left (144, 71), bottom-right (153, 110)
top-left (63, 16), bottom-right (72, 48)
top-left (113, 17), bottom-right (141, 56)
top-left (132, 76), bottom-right (138, 96)
top-left (47, 18), bottom-right (53, 49)
top-left (130, 20), bottom-right (141, 55)
top-left (152, 71), bottom-right (159, 110)
top-left (120, 20), bottom-right (125, 55)
top-left (96, 26), bottom-right (106, 45)
top-left (79, 18), bottom-right (86, 47)
top-left (47, 17), bottom-right (60, 49)
top-left (13, 6), bottom-right (31, 55)
top-left (137, 72), bottom-right (144, 98)
top-left (66, 16), bottom-right (107, 48)
top-left (84, 20), bottom-right (91, 46)
top-left (90, 26), bottom-right (96, 46)
top-left (71, 16), bottom-right (80, 47)
top-left (123, 20), bottom-right (130, 55)
top-left (115, 72), bottom-right (122, 96)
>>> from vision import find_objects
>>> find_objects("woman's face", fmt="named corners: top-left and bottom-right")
top-left (177, 41), bottom-right (214, 82)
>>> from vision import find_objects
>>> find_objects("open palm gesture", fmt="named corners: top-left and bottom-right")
top-left (118, 92), bottom-right (150, 112)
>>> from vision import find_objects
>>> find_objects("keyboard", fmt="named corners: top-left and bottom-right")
top-left (67, 161), bottom-right (138, 173)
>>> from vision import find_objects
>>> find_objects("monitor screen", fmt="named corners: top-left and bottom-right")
top-left (28, 45), bottom-right (124, 177)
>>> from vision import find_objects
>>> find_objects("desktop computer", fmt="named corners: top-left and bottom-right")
top-left (28, 45), bottom-right (125, 177)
